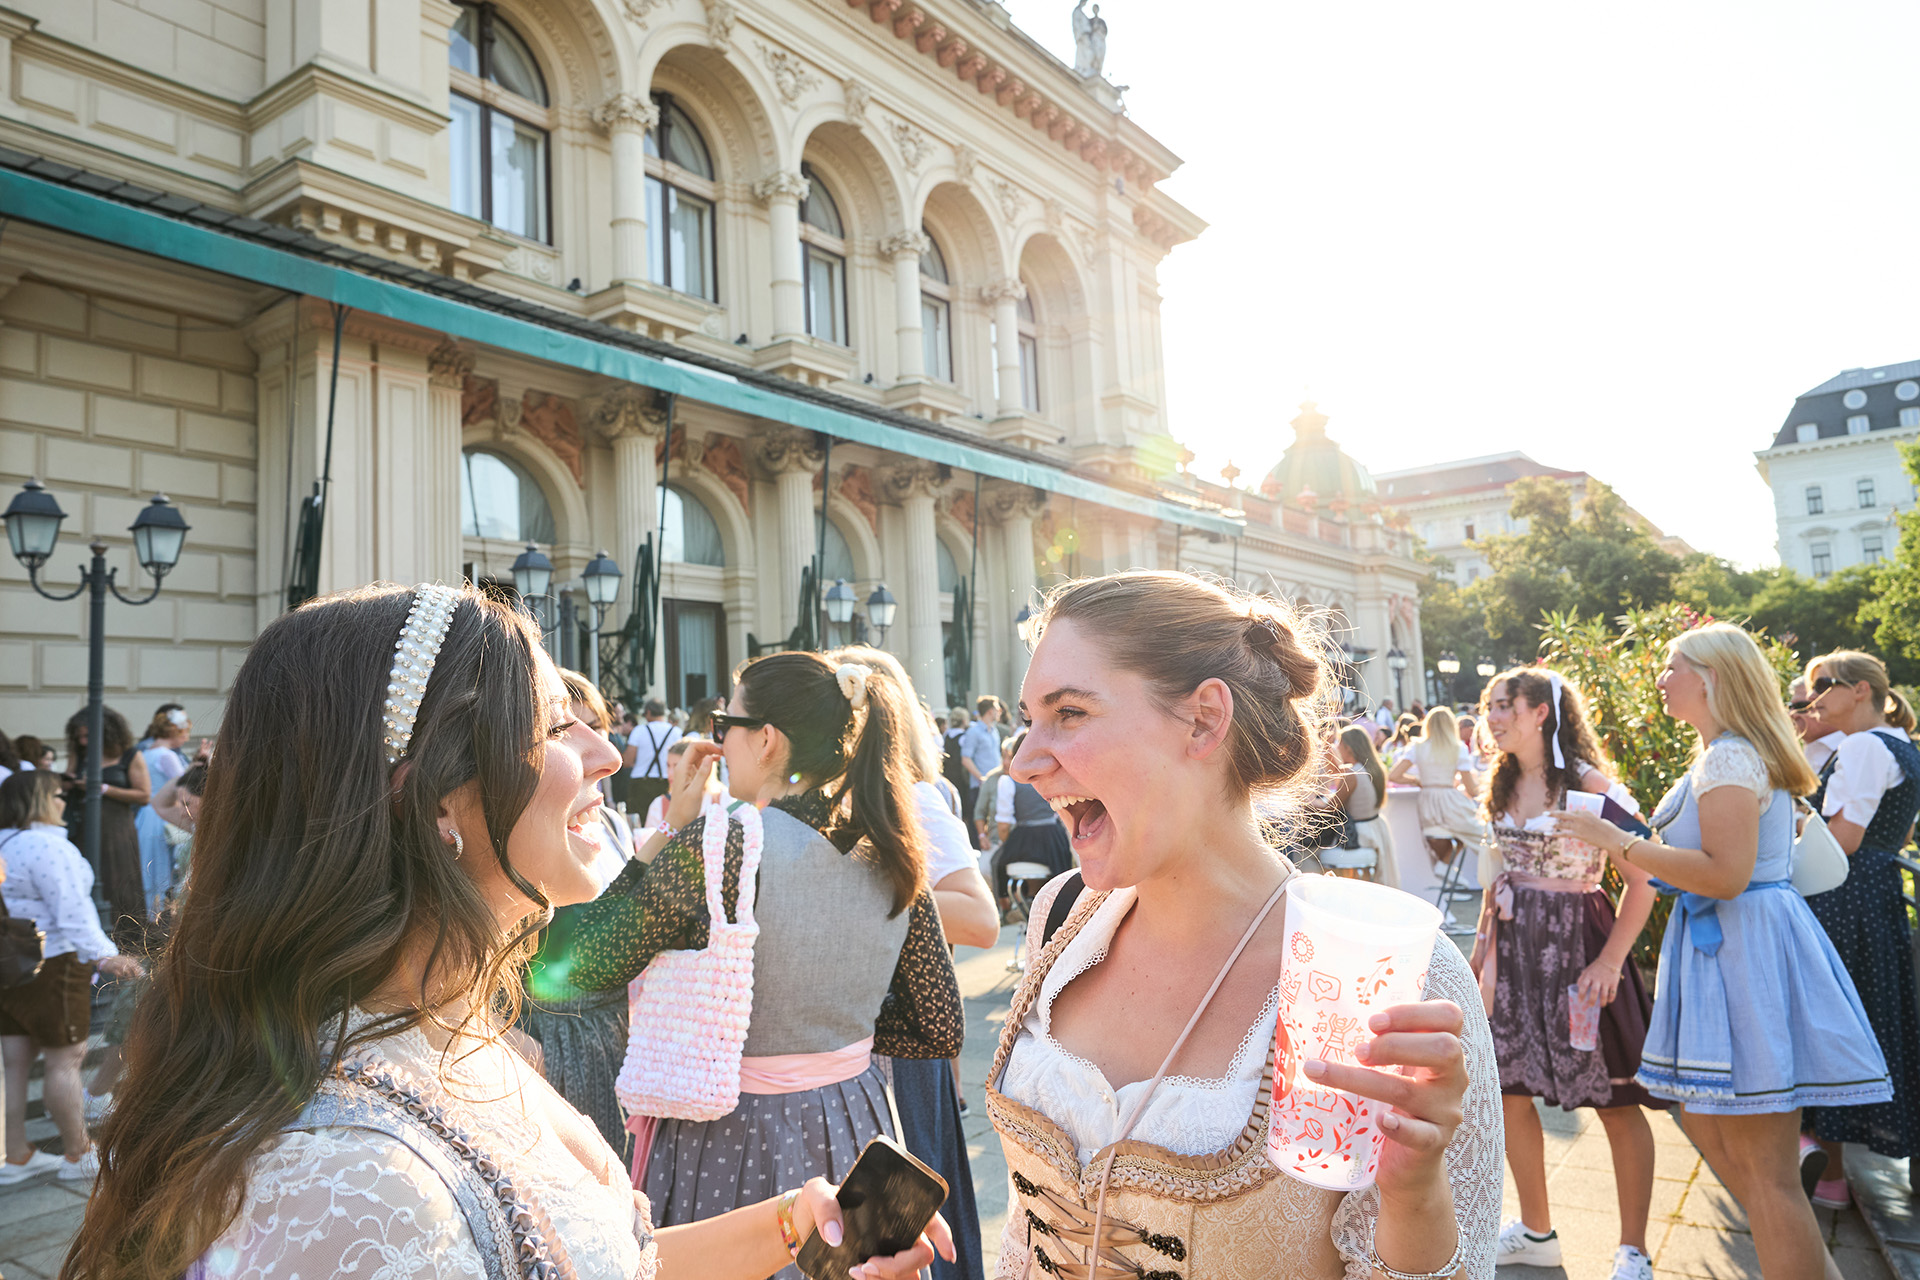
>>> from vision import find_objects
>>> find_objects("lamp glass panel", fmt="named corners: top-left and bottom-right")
top-left (134, 524), bottom-right (186, 571)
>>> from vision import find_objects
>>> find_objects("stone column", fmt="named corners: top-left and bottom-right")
top-left (984, 480), bottom-right (1045, 698)
top-left (755, 426), bottom-right (824, 637)
top-left (424, 342), bottom-right (470, 583)
top-left (587, 385), bottom-right (670, 620)
top-left (881, 229), bottom-right (930, 380)
top-left (755, 170), bottom-right (811, 340)
top-left (594, 94), bottom-right (659, 286)
top-left (878, 460), bottom-right (946, 701)
top-left (983, 277), bottom-right (1026, 416)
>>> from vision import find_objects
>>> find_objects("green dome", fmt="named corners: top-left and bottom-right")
top-left (1260, 402), bottom-right (1377, 506)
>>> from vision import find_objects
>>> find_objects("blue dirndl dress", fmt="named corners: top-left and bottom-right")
top-left (1804, 728), bottom-right (1920, 1156)
top-left (1636, 736), bottom-right (1892, 1114)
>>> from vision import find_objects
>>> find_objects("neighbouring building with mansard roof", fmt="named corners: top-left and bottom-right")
top-left (1755, 360), bottom-right (1919, 579)
top-left (0, 0), bottom-right (1428, 737)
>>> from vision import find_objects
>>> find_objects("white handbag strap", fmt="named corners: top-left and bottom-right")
top-left (698, 799), bottom-right (764, 929)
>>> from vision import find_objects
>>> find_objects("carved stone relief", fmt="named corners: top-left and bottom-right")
top-left (888, 118), bottom-right (930, 175)
top-left (704, 0), bottom-right (735, 51)
top-left (844, 79), bottom-right (871, 121)
top-left (519, 390), bottom-right (584, 485)
top-left (758, 42), bottom-right (821, 106)
top-left (988, 177), bottom-right (1025, 225)
top-left (839, 464), bottom-right (880, 533)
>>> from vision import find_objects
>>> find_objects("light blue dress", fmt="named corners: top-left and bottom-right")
top-left (1637, 736), bottom-right (1892, 1114)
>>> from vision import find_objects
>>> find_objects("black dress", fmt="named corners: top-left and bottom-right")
top-left (68, 748), bottom-right (145, 948)
top-left (1805, 732), bottom-right (1920, 1158)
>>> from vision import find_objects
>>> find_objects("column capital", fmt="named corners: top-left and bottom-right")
top-left (880, 229), bottom-right (932, 261)
top-left (754, 424), bottom-right (825, 475)
top-left (981, 479), bottom-right (1047, 523)
top-left (587, 384), bottom-right (671, 444)
top-left (874, 459), bottom-right (945, 505)
top-left (980, 277), bottom-right (1027, 305)
top-left (427, 339), bottom-right (473, 389)
top-left (593, 92), bottom-right (659, 133)
top-left (752, 169), bottom-right (811, 206)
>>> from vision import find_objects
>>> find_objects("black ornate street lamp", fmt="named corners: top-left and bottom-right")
top-left (866, 583), bottom-right (897, 646)
top-left (824, 578), bottom-right (857, 627)
top-left (4, 480), bottom-right (188, 883)
top-left (580, 549), bottom-right (622, 687)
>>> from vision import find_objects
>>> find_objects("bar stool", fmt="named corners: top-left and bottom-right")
top-left (1003, 861), bottom-right (1053, 973)
top-left (1427, 836), bottom-right (1481, 947)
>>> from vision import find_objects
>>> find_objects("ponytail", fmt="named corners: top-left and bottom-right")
top-left (1808, 649), bottom-right (1916, 734)
top-left (839, 663), bottom-right (928, 916)
top-left (1887, 689), bottom-right (1917, 733)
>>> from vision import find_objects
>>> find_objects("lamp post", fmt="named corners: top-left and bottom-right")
top-left (4, 479), bottom-right (187, 885)
top-left (1014, 604), bottom-right (1035, 647)
top-left (1476, 659), bottom-right (1498, 679)
top-left (824, 577), bottom-right (856, 632)
top-left (865, 583), bottom-right (897, 647)
top-left (1434, 651), bottom-right (1460, 706)
top-left (1386, 646), bottom-right (1409, 708)
top-left (580, 549), bottom-right (622, 688)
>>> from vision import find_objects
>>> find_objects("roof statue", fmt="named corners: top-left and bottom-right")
top-left (1072, 0), bottom-right (1107, 77)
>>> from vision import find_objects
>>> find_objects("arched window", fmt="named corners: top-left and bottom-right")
top-left (449, 4), bottom-right (550, 242)
top-left (1016, 287), bottom-right (1040, 412)
top-left (919, 230), bottom-right (952, 382)
top-left (462, 448), bottom-right (555, 544)
top-left (799, 163), bottom-right (848, 345)
top-left (659, 484), bottom-right (725, 565)
top-left (643, 95), bottom-right (717, 302)
top-left (936, 537), bottom-right (960, 594)
top-left (821, 517), bottom-right (855, 584)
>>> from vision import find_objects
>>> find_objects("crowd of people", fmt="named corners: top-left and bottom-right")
top-left (0, 571), bottom-right (1912, 1280)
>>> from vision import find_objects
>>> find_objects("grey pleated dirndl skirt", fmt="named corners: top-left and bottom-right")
top-left (515, 986), bottom-right (632, 1162)
top-left (643, 1062), bottom-right (895, 1280)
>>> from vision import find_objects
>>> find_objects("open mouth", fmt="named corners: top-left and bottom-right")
top-left (1048, 794), bottom-right (1109, 843)
top-left (565, 797), bottom-right (602, 840)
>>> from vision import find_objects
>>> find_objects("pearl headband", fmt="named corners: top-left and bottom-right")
top-left (382, 584), bottom-right (460, 765)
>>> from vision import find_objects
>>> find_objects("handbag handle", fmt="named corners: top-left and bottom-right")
top-left (698, 800), bottom-right (763, 929)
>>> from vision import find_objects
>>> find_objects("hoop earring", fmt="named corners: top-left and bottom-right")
top-left (447, 828), bottom-right (463, 858)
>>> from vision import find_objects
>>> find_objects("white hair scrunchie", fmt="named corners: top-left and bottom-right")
top-left (166, 708), bottom-right (190, 728)
top-left (1546, 670), bottom-right (1567, 771)
top-left (836, 662), bottom-right (872, 710)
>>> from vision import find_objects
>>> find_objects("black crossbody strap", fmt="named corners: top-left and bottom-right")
top-left (1041, 871), bottom-right (1085, 948)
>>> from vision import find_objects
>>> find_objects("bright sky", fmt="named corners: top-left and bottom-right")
top-left (1000, 0), bottom-right (1920, 568)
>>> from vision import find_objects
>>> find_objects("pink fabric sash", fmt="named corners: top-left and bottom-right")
top-left (737, 1036), bottom-right (875, 1095)
top-left (1468, 871), bottom-right (1602, 1015)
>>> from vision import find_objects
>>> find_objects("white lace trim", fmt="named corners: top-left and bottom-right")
top-left (1692, 735), bottom-right (1770, 800)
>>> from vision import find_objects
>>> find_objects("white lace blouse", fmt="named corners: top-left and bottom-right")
top-left (996, 886), bottom-right (1504, 1279)
top-left (200, 1010), bottom-right (657, 1280)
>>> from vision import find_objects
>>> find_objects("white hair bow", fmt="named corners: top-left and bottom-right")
top-left (1546, 671), bottom-right (1567, 771)
top-left (167, 709), bottom-right (190, 728)
top-left (836, 663), bottom-right (872, 710)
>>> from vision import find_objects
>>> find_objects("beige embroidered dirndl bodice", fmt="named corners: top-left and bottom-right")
top-left (985, 879), bottom-right (1506, 1280)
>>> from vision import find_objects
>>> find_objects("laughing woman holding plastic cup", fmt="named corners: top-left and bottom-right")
top-left (1557, 624), bottom-right (1890, 1280)
top-left (988, 572), bottom-right (1501, 1280)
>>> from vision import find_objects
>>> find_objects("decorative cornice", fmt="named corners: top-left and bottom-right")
top-left (752, 169), bottom-right (811, 205)
top-left (754, 424), bottom-right (825, 475)
top-left (587, 385), bottom-right (671, 443)
top-left (980, 277), bottom-right (1027, 305)
top-left (880, 229), bottom-right (932, 260)
top-left (874, 458), bottom-right (944, 504)
top-left (428, 340), bottom-right (473, 389)
top-left (592, 93), bottom-right (659, 133)
top-left (982, 479), bottom-right (1047, 523)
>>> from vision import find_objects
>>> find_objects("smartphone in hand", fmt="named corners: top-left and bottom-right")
top-left (796, 1137), bottom-right (948, 1280)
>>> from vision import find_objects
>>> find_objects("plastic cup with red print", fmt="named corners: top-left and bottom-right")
top-left (1267, 874), bottom-right (1442, 1191)
top-left (1567, 983), bottom-right (1602, 1052)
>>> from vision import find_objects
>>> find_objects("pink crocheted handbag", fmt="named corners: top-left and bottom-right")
top-left (617, 798), bottom-right (763, 1122)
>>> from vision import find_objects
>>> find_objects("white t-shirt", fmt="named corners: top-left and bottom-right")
top-left (1821, 726), bottom-right (1911, 829)
top-left (1804, 730), bottom-right (1847, 774)
top-left (912, 779), bottom-right (977, 885)
top-left (628, 721), bottom-right (681, 779)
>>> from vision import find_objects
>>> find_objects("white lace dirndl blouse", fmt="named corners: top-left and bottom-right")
top-left (996, 886), bottom-right (1504, 1278)
top-left (198, 1010), bottom-right (657, 1280)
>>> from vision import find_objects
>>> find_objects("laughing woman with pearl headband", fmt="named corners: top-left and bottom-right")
top-left (558, 649), bottom-right (966, 1279)
top-left (64, 585), bottom-right (950, 1280)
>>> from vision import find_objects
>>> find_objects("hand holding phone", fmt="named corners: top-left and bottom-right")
top-left (796, 1137), bottom-right (949, 1280)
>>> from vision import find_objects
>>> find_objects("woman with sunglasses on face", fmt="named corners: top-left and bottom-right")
top-left (562, 651), bottom-right (964, 1278)
top-left (993, 573), bottom-right (1499, 1280)
top-left (1795, 650), bottom-right (1920, 1208)
top-left (64, 585), bottom-right (948, 1280)
top-left (1558, 626), bottom-right (1890, 1280)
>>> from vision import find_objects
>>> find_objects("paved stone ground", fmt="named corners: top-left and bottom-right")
top-left (2, 925), bottom-right (1910, 1279)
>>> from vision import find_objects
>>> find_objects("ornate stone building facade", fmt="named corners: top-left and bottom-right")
top-left (0, 0), bottom-right (1425, 734)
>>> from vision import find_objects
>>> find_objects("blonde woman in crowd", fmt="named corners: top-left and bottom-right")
top-left (1561, 625), bottom-right (1891, 1279)
top-left (1389, 705), bottom-right (1486, 875)
top-left (1796, 649), bottom-right (1920, 1207)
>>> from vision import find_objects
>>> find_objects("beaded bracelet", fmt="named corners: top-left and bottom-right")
top-left (775, 1188), bottom-right (804, 1259)
top-left (1368, 1230), bottom-right (1463, 1280)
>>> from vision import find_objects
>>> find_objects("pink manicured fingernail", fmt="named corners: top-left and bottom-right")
top-left (1369, 1012), bottom-right (1391, 1031)
top-left (823, 1220), bottom-right (844, 1248)
top-left (1355, 1040), bottom-right (1373, 1063)
top-left (1381, 1112), bottom-right (1400, 1131)
top-left (1303, 1058), bottom-right (1327, 1078)
top-left (848, 1266), bottom-right (865, 1280)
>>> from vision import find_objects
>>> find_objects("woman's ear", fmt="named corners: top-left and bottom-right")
top-left (1184, 677), bottom-right (1235, 762)
top-left (435, 780), bottom-right (484, 846)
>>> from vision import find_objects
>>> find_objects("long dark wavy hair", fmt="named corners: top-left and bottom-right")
top-left (1478, 666), bottom-right (1611, 822)
top-left (64, 583), bottom-right (553, 1280)
top-left (738, 649), bottom-right (927, 915)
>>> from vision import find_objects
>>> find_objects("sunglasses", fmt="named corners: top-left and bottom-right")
top-left (710, 711), bottom-right (769, 743)
top-left (1787, 699), bottom-right (1811, 713)
top-left (1808, 676), bottom-right (1844, 697)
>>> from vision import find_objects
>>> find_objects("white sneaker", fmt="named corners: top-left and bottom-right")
top-left (1610, 1245), bottom-right (1654, 1280)
top-left (83, 1090), bottom-right (114, 1124)
top-left (0, 1148), bottom-right (65, 1184)
top-left (56, 1146), bottom-right (100, 1180)
top-left (1495, 1219), bottom-right (1563, 1267)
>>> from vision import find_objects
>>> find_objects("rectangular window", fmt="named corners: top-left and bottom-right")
top-left (1811, 542), bottom-right (1833, 578)
top-left (1806, 485), bottom-right (1824, 515)
top-left (668, 187), bottom-right (712, 300)
top-left (489, 111), bottom-right (547, 242)
top-left (1463, 520), bottom-right (1476, 541)
top-left (804, 246), bottom-right (846, 345)
top-left (1019, 333), bottom-right (1039, 411)
top-left (1859, 478), bottom-right (1876, 508)
top-left (1863, 534), bottom-right (1885, 564)
top-left (1796, 423), bottom-right (1819, 443)
top-left (920, 296), bottom-right (951, 381)
top-left (1848, 414), bottom-right (1871, 435)
top-left (1902, 407), bottom-right (1920, 428)
top-left (450, 95), bottom-right (483, 219)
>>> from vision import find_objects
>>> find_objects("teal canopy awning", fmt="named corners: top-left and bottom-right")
top-left (0, 166), bottom-right (1242, 538)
